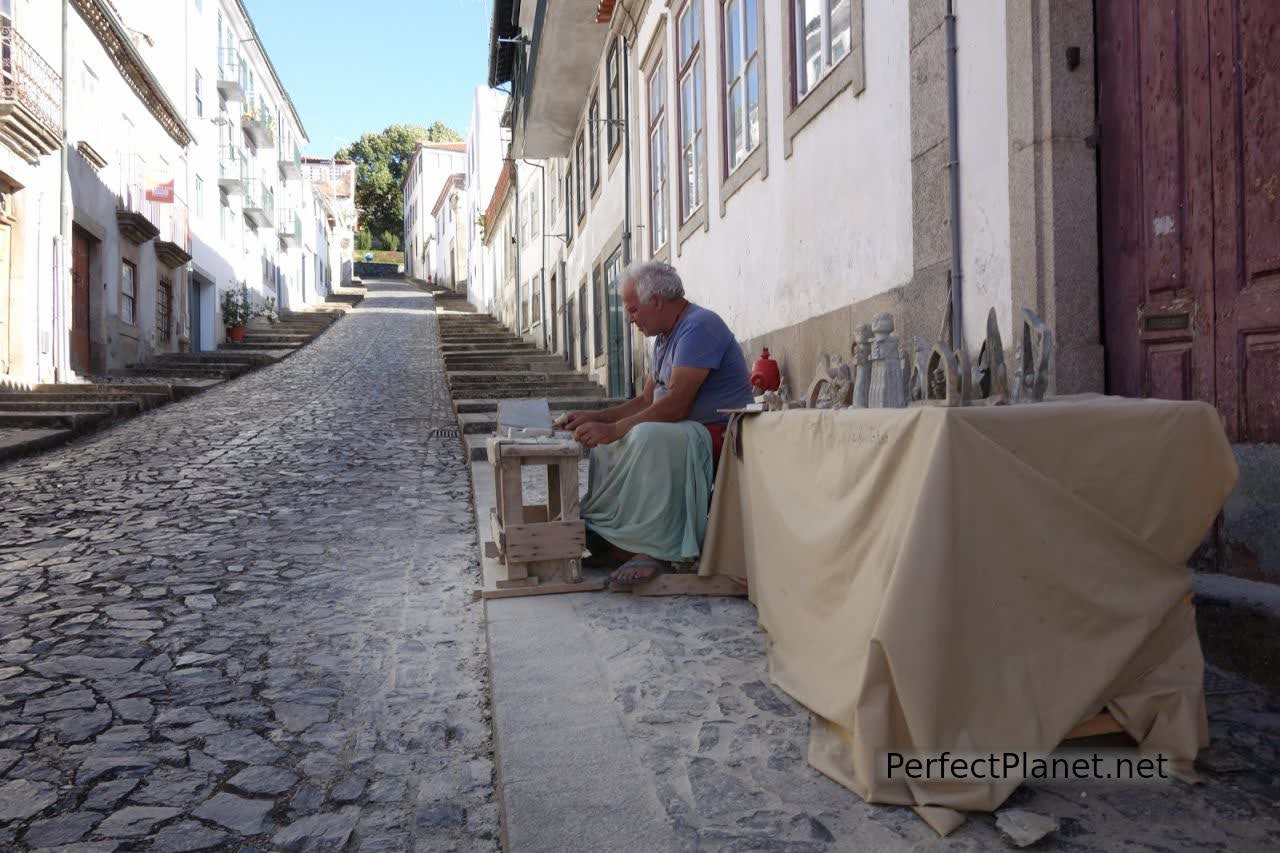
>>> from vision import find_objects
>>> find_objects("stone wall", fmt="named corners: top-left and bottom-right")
top-left (353, 262), bottom-right (403, 279)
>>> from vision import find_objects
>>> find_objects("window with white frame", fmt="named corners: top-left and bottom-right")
top-left (588, 95), bottom-right (600, 191)
top-left (606, 39), bottom-right (622, 155)
top-left (648, 57), bottom-right (669, 253)
top-left (565, 161), bottom-right (575, 242)
top-left (575, 134), bottom-right (586, 222)
top-left (530, 183), bottom-right (541, 240)
top-left (195, 175), bottom-right (204, 219)
top-left (723, 0), bottom-right (760, 171)
top-left (793, 0), bottom-right (852, 102)
top-left (120, 260), bottom-right (137, 324)
top-left (677, 0), bottom-right (706, 222)
top-left (194, 69), bottom-right (203, 118)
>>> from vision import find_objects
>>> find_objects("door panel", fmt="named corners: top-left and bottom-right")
top-left (1210, 0), bottom-right (1280, 441)
top-left (1100, 0), bottom-right (1280, 441)
top-left (1099, 0), bottom-right (1215, 407)
top-left (71, 230), bottom-right (91, 373)
top-left (0, 223), bottom-right (10, 374)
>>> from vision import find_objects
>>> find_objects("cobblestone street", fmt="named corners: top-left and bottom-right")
top-left (0, 280), bottom-right (495, 851)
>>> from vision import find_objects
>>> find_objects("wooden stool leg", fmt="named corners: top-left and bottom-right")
top-left (498, 459), bottom-right (529, 583)
top-left (558, 458), bottom-right (580, 521)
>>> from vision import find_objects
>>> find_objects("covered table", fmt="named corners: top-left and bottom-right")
top-left (700, 396), bottom-right (1237, 833)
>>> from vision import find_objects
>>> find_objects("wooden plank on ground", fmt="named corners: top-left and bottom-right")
top-left (1064, 711), bottom-right (1125, 740)
top-left (475, 580), bottom-right (606, 600)
top-left (618, 574), bottom-right (750, 597)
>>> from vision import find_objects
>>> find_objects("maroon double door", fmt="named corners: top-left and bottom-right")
top-left (1098, 0), bottom-right (1280, 442)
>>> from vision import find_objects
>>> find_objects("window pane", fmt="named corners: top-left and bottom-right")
top-left (796, 0), bottom-right (822, 98)
top-left (744, 0), bottom-right (757, 56)
top-left (680, 73), bottom-right (695, 148)
top-left (693, 59), bottom-right (704, 135)
top-left (694, 130), bottom-right (706, 209)
top-left (725, 0), bottom-right (741, 82)
top-left (830, 0), bottom-right (851, 65)
top-left (679, 4), bottom-right (694, 65)
top-left (728, 79), bottom-right (744, 168)
top-left (649, 61), bottom-right (665, 119)
top-left (745, 58), bottom-right (760, 152)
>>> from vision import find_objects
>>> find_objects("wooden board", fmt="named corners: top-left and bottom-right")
top-left (1063, 711), bottom-right (1126, 740)
top-left (614, 573), bottom-right (750, 597)
top-left (502, 520), bottom-right (585, 563)
top-left (495, 576), bottom-right (539, 590)
top-left (475, 580), bottom-right (605, 600)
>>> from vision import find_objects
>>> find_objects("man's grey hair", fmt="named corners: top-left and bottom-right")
top-left (624, 261), bottom-right (685, 303)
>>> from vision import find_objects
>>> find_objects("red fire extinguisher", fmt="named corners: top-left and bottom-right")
top-left (750, 348), bottom-right (781, 392)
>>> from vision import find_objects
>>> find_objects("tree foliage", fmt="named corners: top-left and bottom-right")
top-left (337, 122), bottom-right (463, 248)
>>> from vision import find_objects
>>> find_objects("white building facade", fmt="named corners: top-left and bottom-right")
top-left (402, 141), bottom-right (466, 283)
top-left (486, 0), bottom-right (1102, 403)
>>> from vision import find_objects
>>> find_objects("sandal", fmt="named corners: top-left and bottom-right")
top-left (608, 556), bottom-right (670, 587)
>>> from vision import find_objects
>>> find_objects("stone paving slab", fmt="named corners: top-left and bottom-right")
top-left (0, 279), bottom-right (496, 851)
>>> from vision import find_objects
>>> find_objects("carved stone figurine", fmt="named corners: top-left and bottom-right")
top-left (805, 352), bottom-right (853, 409)
top-left (866, 313), bottom-right (906, 408)
top-left (925, 343), bottom-right (964, 406)
top-left (908, 336), bottom-right (931, 403)
top-left (852, 324), bottom-right (873, 408)
top-left (1013, 308), bottom-right (1054, 403)
top-left (760, 390), bottom-right (786, 411)
top-left (974, 307), bottom-right (1010, 403)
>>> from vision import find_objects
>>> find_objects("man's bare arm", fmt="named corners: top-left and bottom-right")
top-left (561, 376), bottom-right (654, 430)
top-left (613, 366), bottom-right (710, 434)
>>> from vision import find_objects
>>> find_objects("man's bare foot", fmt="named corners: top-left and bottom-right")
top-left (609, 555), bottom-right (670, 586)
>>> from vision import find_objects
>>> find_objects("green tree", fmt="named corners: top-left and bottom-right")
top-left (355, 228), bottom-right (373, 252)
top-left (381, 231), bottom-right (401, 253)
top-left (337, 123), bottom-right (463, 247)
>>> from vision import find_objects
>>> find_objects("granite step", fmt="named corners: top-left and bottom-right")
top-left (0, 408), bottom-right (112, 431)
top-left (454, 397), bottom-right (625, 414)
top-left (449, 385), bottom-right (605, 400)
top-left (0, 399), bottom-right (142, 418)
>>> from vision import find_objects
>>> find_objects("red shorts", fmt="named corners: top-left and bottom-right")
top-left (704, 422), bottom-right (727, 471)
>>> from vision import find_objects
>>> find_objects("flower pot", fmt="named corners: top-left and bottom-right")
top-left (227, 325), bottom-right (247, 343)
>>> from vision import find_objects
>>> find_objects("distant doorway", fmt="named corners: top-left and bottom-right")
top-left (71, 227), bottom-right (92, 373)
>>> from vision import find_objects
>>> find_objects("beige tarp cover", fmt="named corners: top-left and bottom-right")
top-left (701, 396), bottom-right (1237, 832)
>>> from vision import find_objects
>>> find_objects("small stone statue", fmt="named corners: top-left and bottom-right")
top-left (925, 343), bottom-right (963, 406)
top-left (805, 352), bottom-right (853, 409)
top-left (760, 390), bottom-right (785, 411)
top-left (908, 336), bottom-right (931, 402)
top-left (852, 324), bottom-right (873, 408)
top-left (1013, 308), bottom-right (1053, 403)
top-left (866, 313), bottom-right (906, 408)
top-left (974, 307), bottom-right (1009, 403)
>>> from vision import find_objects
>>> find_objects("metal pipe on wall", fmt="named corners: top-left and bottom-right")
top-left (945, 1), bottom-right (964, 351)
top-left (621, 33), bottom-right (635, 398)
top-left (57, 0), bottom-right (71, 381)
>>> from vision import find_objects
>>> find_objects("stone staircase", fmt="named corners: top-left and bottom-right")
top-left (0, 288), bottom-right (365, 464)
top-left (432, 289), bottom-right (627, 460)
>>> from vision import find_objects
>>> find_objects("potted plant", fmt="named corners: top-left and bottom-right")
top-left (249, 296), bottom-right (279, 329)
top-left (221, 283), bottom-right (251, 342)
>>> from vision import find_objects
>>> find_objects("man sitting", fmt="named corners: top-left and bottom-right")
top-left (562, 261), bottom-right (752, 585)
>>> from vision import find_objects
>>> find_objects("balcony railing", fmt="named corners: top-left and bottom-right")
top-left (242, 180), bottom-right (274, 229)
top-left (115, 155), bottom-right (160, 244)
top-left (279, 143), bottom-right (302, 179)
top-left (154, 198), bottom-right (192, 269)
top-left (216, 48), bottom-right (247, 99)
top-left (218, 144), bottom-right (247, 193)
top-left (277, 208), bottom-right (302, 246)
top-left (0, 25), bottom-right (63, 160)
top-left (240, 93), bottom-right (275, 148)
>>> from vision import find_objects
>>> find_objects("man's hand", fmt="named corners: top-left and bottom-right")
top-left (560, 410), bottom-right (604, 431)
top-left (574, 421), bottom-right (620, 448)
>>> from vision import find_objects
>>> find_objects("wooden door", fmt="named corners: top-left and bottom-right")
top-left (0, 223), bottom-right (10, 374)
top-left (71, 229), bottom-right (92, 373)
top-left (1099, 0), bottom-right (1280, 441)
top-left (1209, 0), bottom-right (1280, 441)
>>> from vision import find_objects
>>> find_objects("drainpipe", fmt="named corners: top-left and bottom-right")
top-left (57, 0), bottom-right (71, 382)
top-left (945, 1), bottom-right (964, 351)
top-left (621, 33), bottom-right (635, 398)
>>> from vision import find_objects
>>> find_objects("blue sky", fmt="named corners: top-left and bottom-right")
top-left (242, 0), bottom-right (492, 156)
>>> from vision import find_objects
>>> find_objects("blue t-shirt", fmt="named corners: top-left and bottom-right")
top-left (652, 304), bottom-right (752, 425)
